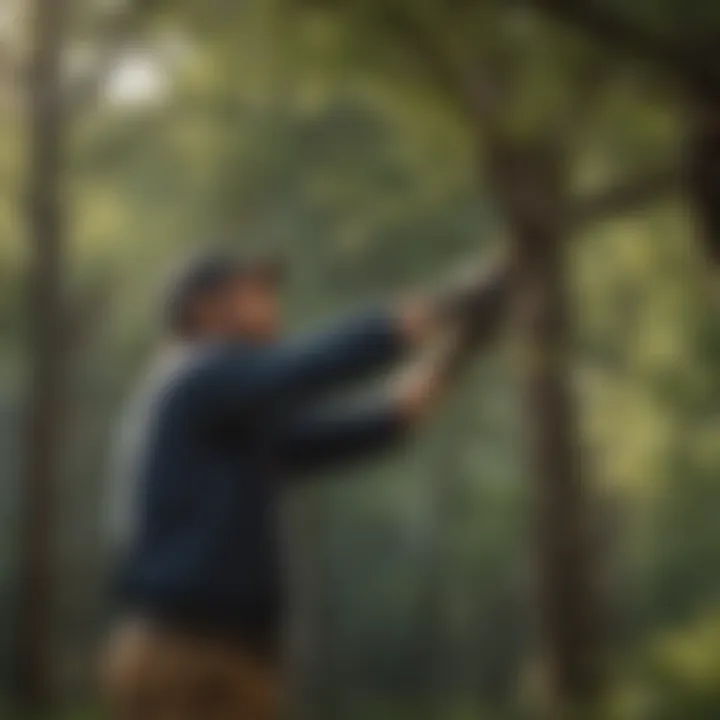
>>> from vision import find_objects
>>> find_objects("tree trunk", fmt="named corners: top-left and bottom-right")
top-left (516, 215), bottom-right (602, 713)
top-left (13, 0), bottom-right (68, 712)
top-left (490, 141), bottom-right (604, 715)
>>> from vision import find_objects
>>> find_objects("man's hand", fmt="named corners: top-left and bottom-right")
top-left (397, 256), bottom-right (510, 350)
top-left (393, 362), bottom-right (443, 424)
top-left (396, 298), bottom-right (439, 347)
top-left (392, 328), bottom-right (465, 424)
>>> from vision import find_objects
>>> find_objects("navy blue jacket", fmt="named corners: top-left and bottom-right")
top-left (112, 311), bottom-right (408, 646)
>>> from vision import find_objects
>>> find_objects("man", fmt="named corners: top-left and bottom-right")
top-left (102, 249), bottom-right (507, 720)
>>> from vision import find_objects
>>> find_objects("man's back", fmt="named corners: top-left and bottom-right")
top-left (113, 344), bottom-right (283, 642)
top-left (111, 310), bottom-right (412, 647)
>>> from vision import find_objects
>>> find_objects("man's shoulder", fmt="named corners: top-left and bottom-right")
top-left (148, 342), bottom-right (252, 380)
top-left (183, 341), bottom-right (261, 378)
top-left (159, 342), bottom-right (269, 403)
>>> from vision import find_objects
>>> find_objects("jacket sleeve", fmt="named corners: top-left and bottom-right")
top-left (191, 310), bottom-right (407, 416)
top-left (277, 398), bottom-right (409, 477)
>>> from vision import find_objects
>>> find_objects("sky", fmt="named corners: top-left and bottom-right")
top-left (104, 52), bottom-right (170, 106)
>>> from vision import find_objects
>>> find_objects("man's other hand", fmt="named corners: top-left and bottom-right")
top-left (392, 329), bottom-right (465, 424)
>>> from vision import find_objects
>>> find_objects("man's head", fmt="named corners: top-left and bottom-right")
top-left (165, 250), bottom-right (284, 343)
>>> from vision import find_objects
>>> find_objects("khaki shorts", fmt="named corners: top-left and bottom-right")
top-left (100, 618), bottom-right (281, 720)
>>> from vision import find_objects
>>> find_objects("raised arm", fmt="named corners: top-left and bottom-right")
top-left (191, 301), bottom-right (438, 416)
top-left (190, 256), bottom-right (511, 419)
top-left (278, 260), bottom-right (514, 476)
top-left (277, 329), bottom-right (473, 478)
top-left (277, 399), bottom-right (408, 476)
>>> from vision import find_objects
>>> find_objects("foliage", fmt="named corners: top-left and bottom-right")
top-left (2, 0), bottom-right (720, 716)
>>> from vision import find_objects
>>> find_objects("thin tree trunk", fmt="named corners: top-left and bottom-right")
top-left (490, 141), bottom-right (604, 715)
top-left (13, 0), bottom-right (68, 712)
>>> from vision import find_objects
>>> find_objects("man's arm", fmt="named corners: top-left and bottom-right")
top-left (279, 256), bottom-right (515, 476)
top-left (190, 256), bottom-right (510, 417)
top-left (190, 301), bottom-right (437, 416)
top-left (278, 333), bottom-right (466, 477)
top-left (277, 400), bottom-right (408, 476)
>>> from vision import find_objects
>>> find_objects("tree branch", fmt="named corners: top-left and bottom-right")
top-left (516, 0), bottom-right (720, 96)
top-left (569, 164), bottom-right (684, 228)
top-left (381, 6), bottom-right (507, 133)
